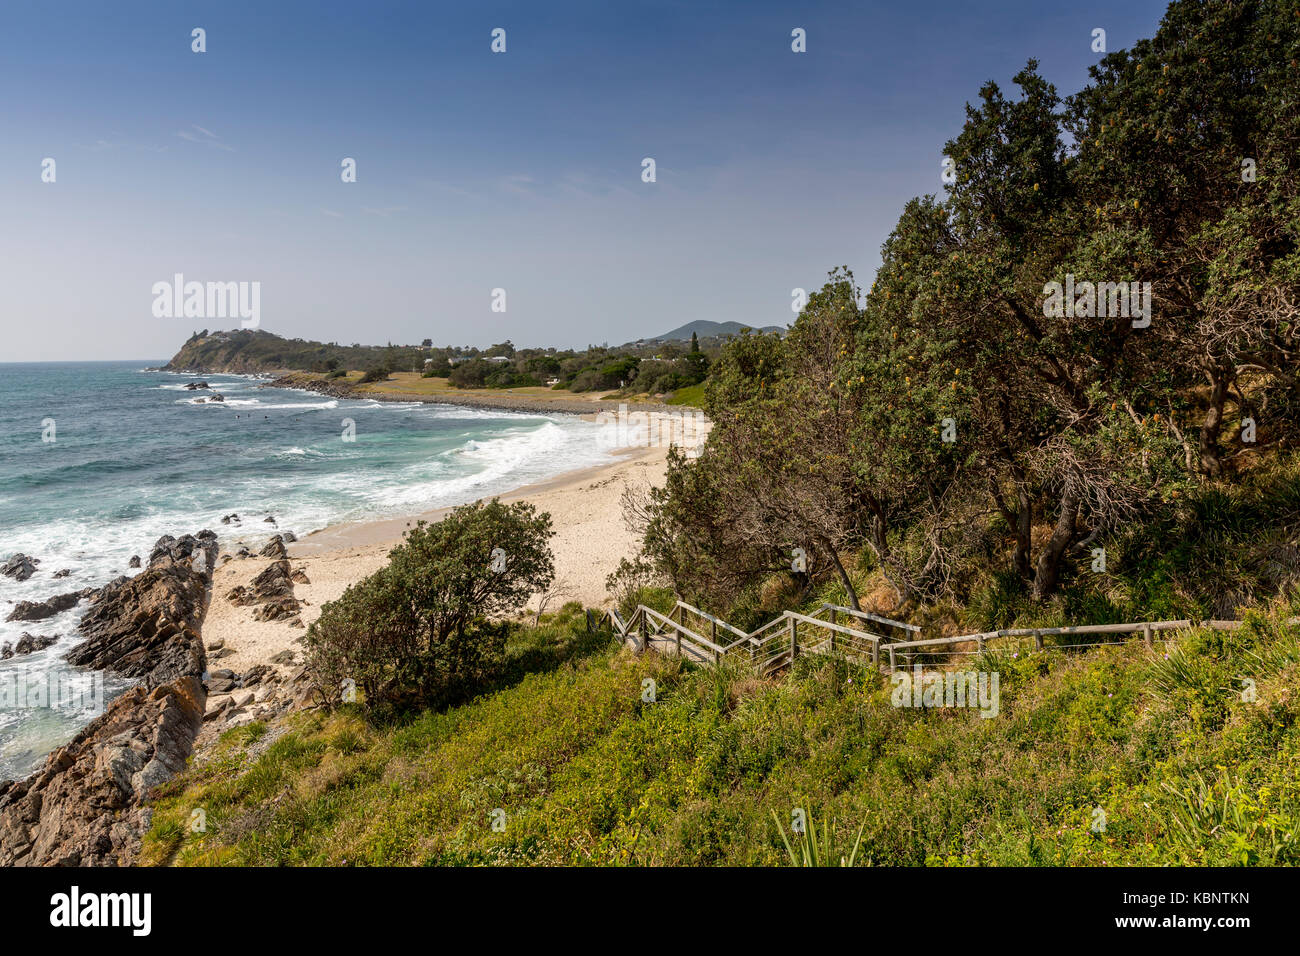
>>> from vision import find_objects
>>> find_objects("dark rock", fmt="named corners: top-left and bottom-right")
top-left (1, 633), bottom-right (59, 659)
top-left (1, 554), bottom-right (39, 582)
top-left (127, 555), bottom-right (141, 569)
top-left (210, 668), bottom-right (235, 680)
top-left (209, 393), bottom-right (224, 403)
top-left (250, 559), bottom-right (294, 601)
top-left (282, 531), bottom-right (297, 543)
top-left (291, 569), bottom-right (310, 585)
top-left (253, 598), bottom-right (301, 622)
top-left (0, 676), bottom-right (205, 866)
top-left (220, 513), bottom-right (240, 525)
top-left (258, 535), bottom-right (287, 560)
top-left (5, 588), bottom-right (92, 623)
top-left (208, 678), bottom-right (235, 694)
top-left (263, 515), bottom-right (277, 524)
top-left (183, 381), bottom-right (210, 390)
top-left (269, 650), bottom-right (297, 666)
top-left (65, 531), bottom-right (217, 690)
top-left (52, 569), bottom-right (71, 579)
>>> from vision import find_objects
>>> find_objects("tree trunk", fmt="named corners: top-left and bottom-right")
top-left (1031, 490), bottom-right (1080, 601)
top-left (1014, 486), bottom-right (1033, 580)
top-left (825, 546), bottom-right (861, 611)
top-left (1199, 368), bottom-right (1230, 478)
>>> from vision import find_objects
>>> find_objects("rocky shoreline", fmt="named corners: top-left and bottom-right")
top-left (0, 532), bottom-right (217, 865)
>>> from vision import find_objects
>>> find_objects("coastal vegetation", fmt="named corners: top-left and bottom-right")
top-left (629, 0), bottom-right (1300, 627)
top-left (304, 500), bottom-right (555, 715)
top-left (141, 0), bottom-right (1300, 867)
top-left (142, 599), bottom-right (1300, 866)
top-left (166, 327), bottom-right (718, 401)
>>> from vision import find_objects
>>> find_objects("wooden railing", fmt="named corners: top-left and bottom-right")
top-left (588, 603), bottom-right (1283, 678)
top-left (593, 600), bottom-right (912, 675)
top-left (882, 619), bottom-right (1246, 671)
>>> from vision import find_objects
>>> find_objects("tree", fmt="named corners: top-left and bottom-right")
top-left (305, 499), bottom-right (554, 713)
top-left (1065, 0), bottom-right (1300, 477)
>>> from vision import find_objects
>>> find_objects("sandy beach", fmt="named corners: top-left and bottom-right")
top-left (201, 438), bottom-right (678, 675)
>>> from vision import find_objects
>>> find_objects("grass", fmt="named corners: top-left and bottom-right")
top-left (142, 600), bottom-right (1300, 866)
top-left (665, 382), bottom-right (706, 408)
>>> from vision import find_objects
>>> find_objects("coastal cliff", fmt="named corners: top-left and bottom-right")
top-left (0, 532), bottom-right (216, 866)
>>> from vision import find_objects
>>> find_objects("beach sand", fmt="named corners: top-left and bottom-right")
top-left (201, 440), bottom-right (675, 675)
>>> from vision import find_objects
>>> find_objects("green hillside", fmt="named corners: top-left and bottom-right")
top-left (143, 601), bottom-right (1299, 867)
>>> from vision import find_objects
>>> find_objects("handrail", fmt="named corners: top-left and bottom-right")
top-left (601, 599), bottom-right (1260, 678)
top-left (675, 601), bottom-right (751, 640)
top-left (784, 611), bottom-right (884, 643)
top-left (817, 603), bottom-right (920, 634)
top-left (887, 619), bottom-right (1199, 652)
top-left (639, 607), bottom-right (728, 655)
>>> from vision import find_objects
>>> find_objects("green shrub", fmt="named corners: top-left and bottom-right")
top-left (305, 499), bottom-right (555, 715)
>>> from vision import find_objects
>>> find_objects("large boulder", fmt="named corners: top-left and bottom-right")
top-left (258, 535), bottom-right (288, 560)
top-left (1, 554), bottom-right (39, 582)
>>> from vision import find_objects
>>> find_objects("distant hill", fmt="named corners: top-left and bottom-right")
top-left (163, 329), bottom-right (428, 375)
top-left (646, 320), bottom-right (784, 343)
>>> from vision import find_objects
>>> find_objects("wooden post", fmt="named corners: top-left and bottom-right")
top-left (871, 639), bottom-right (878, 668)
top-left (675, 628), bottom-right (681, 657)
top-left (888, 645), bottom-right (896, 672)
top-left (790, 617), bottom-right (798, 663)
top-left (712, 620), bottom-right (717, 646)
top-left (1142, 623), bottom-right (1153, 648)
top-left (1033, 629), bottom-right (1043, 651)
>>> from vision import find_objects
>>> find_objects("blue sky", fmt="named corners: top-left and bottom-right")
top-left (1, 0), bottom-right (1169, 361)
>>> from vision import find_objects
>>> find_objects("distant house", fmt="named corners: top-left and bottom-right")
top-left (485, 355), bottom-right (511, 363)
top-left (545, 377), bottom-right (560, 386)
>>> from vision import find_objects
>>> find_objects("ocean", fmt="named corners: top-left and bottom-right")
top-left (0, 361), bottom-right (615, 780)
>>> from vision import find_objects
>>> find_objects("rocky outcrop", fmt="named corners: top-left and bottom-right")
top-left (227, 558), bottom-right (301, 621)
top-left (5, 588), bottom-right (92, 622)
top-left (259, 534), bottom-right (288, 559)
top-left (0, 677), bottom-right (205, 866)
top-left (66, 532), bottom-right (217, 689)
top-left (1, 633), bottom-right (59, 659)
top-left (2, 554), bottom-right (39, 582)
top-left (0, 530), bottom-right (218, 867)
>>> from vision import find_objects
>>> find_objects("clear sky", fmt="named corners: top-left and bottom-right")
top-left (1, 0), bottom-right (1168, 361)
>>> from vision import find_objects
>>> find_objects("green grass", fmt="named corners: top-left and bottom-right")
top-left (665, 383), bottom-right (706, 407)
top-left (142, 604), bottom-right (1300, 866)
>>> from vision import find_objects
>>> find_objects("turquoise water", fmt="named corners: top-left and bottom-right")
top-left (0, 361), bottom-right (611, 779)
